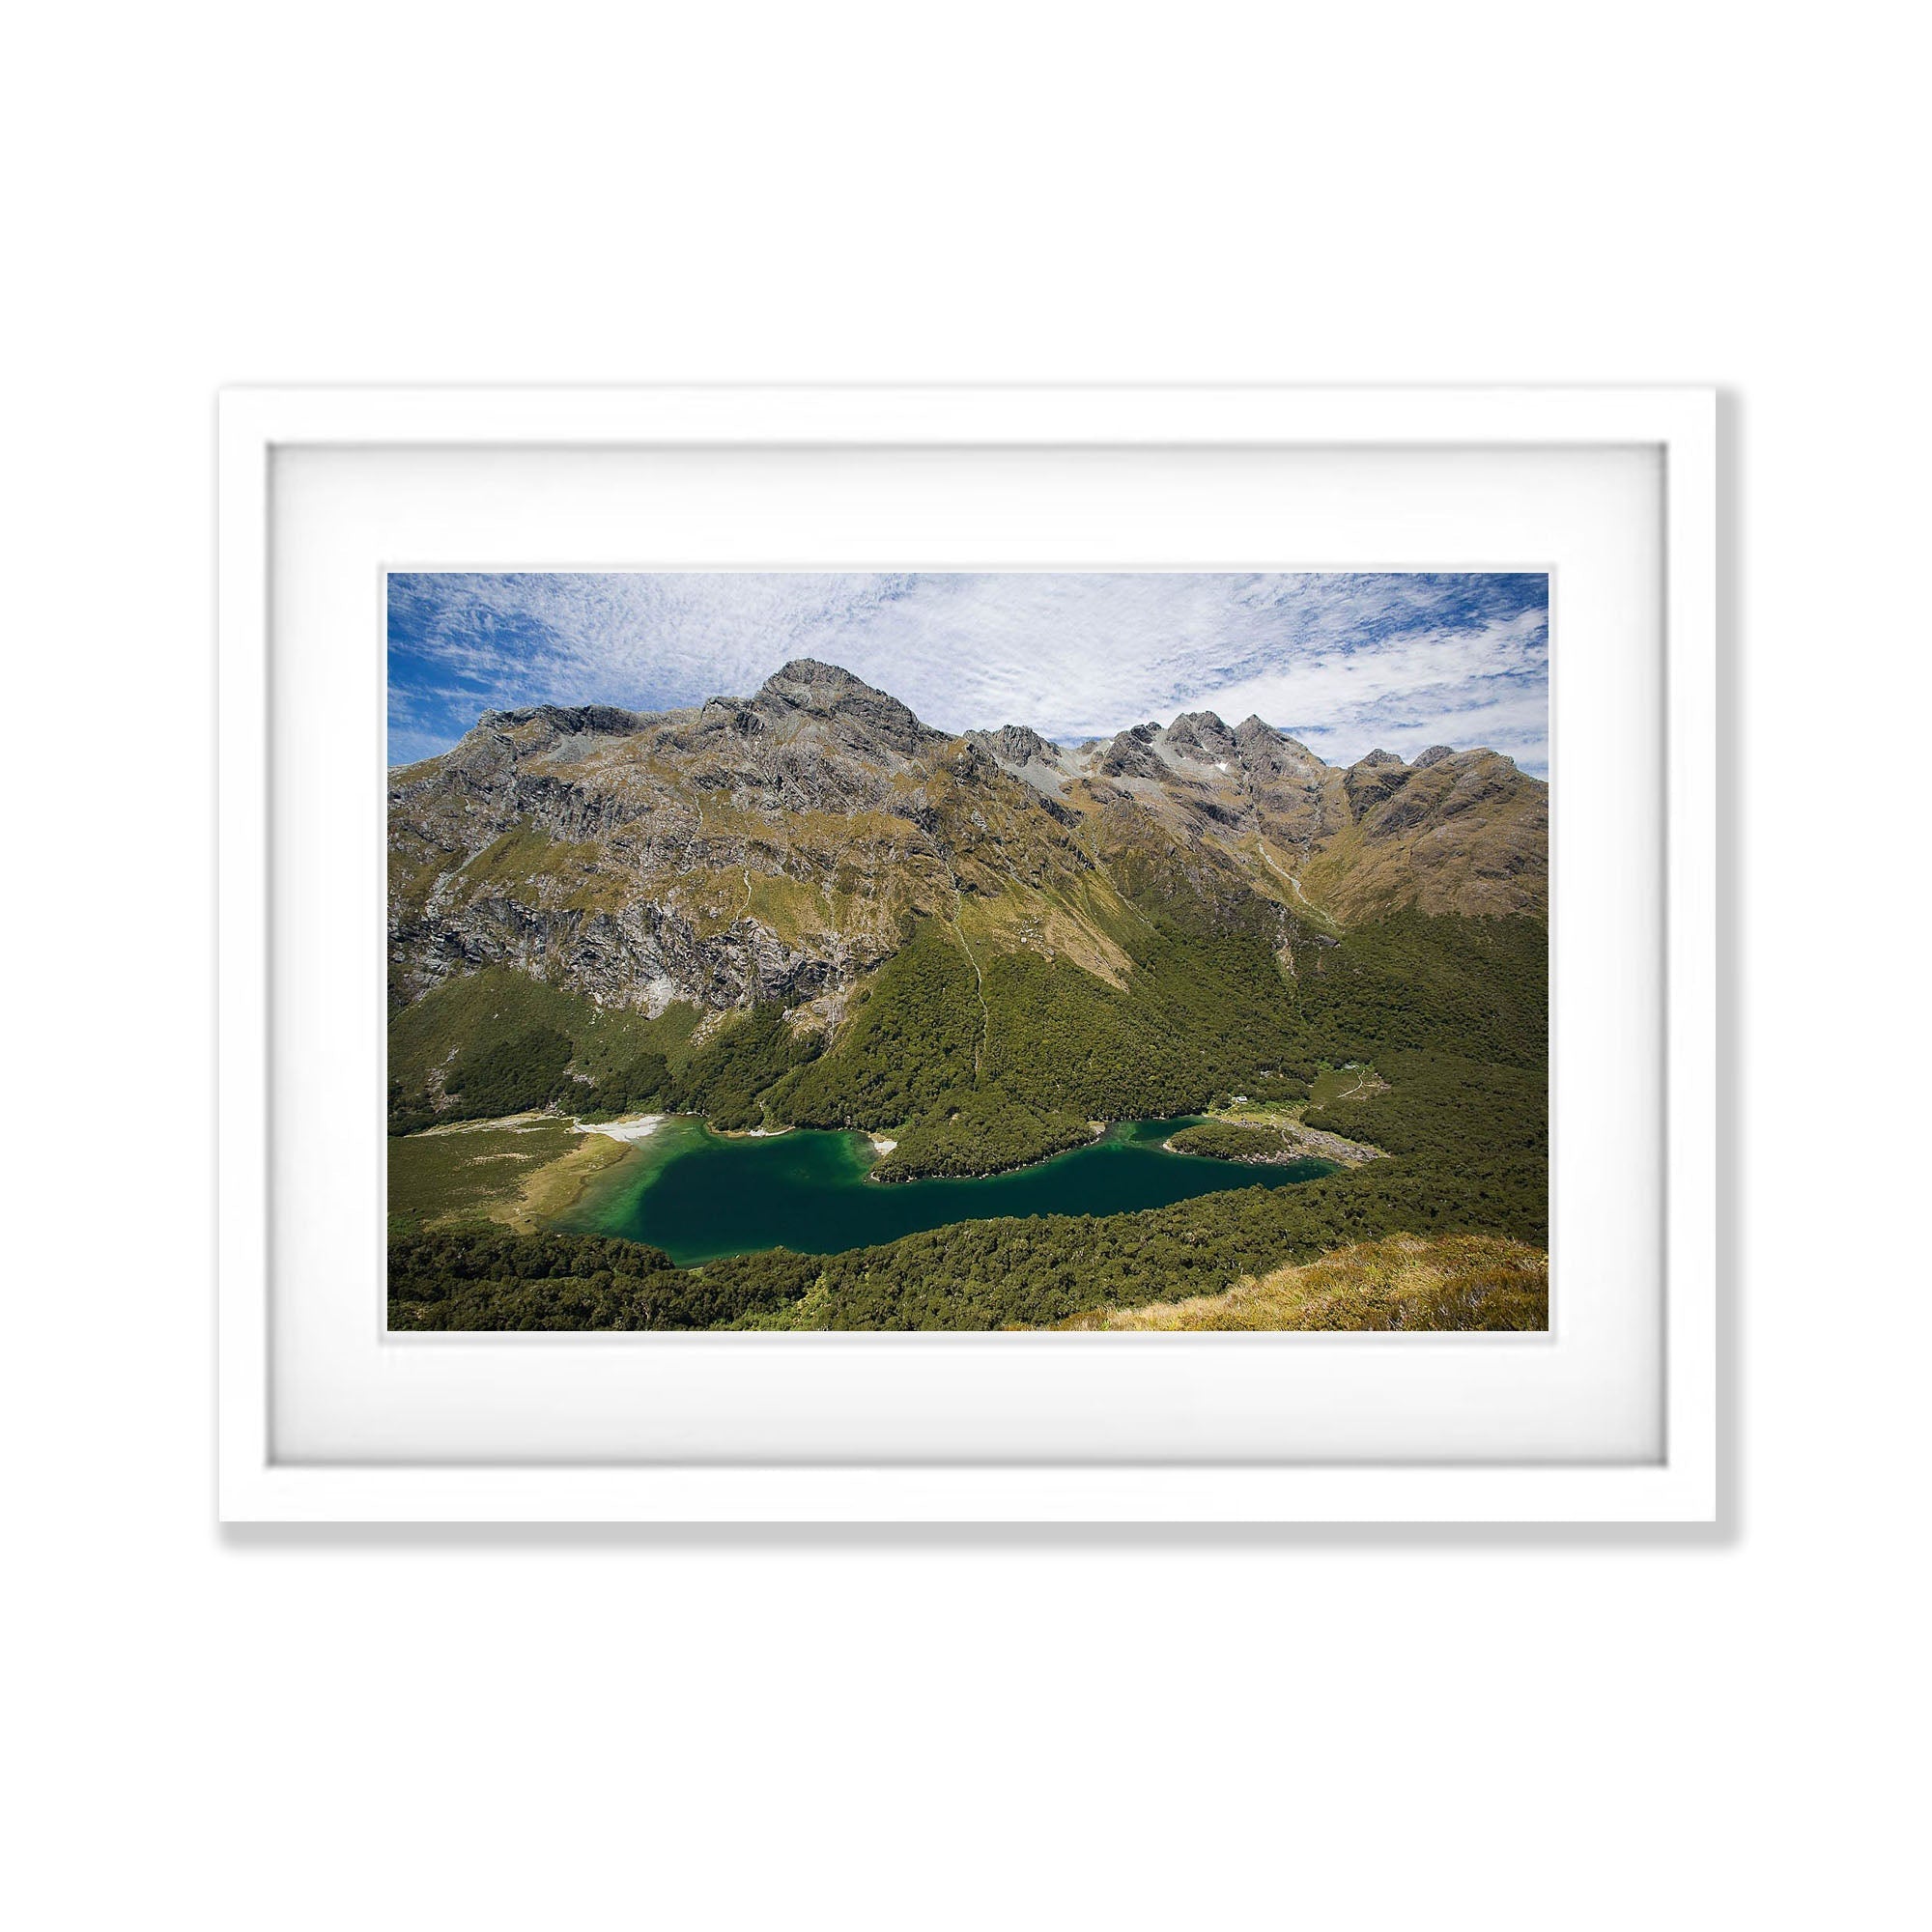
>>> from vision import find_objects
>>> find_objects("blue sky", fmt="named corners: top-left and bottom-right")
top-left (387, 571), bottom-right (1549, 775)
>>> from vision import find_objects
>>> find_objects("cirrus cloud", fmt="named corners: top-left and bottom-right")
top-left (387, 570), bottom-right (1549, 775)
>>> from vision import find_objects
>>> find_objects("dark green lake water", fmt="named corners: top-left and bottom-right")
top-left (561, 1116), bottom-right (1337, 1264)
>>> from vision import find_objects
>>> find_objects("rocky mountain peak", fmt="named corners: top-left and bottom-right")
top-left (751, 659), bottom-right (942, 757)
top-left (1226, 714), bottom-right (1327, 781)
top-left (1343, 749), bottom-right (1420, 820)
top-left (754, 658), bottom-right (874, 705)
top-left (1165, 711), bottom-right (1236, 761)
top-left (970, 723), bottom-right (1059, 767)
top-left (1097, 724), bottom-right (1168, 779)
top-left (388, 665), bottom-right (1548, 1028)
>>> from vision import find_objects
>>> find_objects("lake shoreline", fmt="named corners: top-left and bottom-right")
top-left (864, 1118), bottom-right (1158, 1186)
top-left (505, 1130), bottom-right (633, 1230)
top-left (398, 1107), bottom-right (1341, 1262)
top-left (560, 1112), bottom-right (1339, 1267)
top-left (417, 1105), bottom-right (1215, 1187)
top-left (586, 1110), bottom-right (1129, 1187)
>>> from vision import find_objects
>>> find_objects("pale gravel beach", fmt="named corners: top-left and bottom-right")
top-left (573, 1114), bottom-right (666, 1143)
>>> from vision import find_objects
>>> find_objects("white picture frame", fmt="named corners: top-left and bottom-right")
top-left (218, 384), bottom-right (1716, 1523)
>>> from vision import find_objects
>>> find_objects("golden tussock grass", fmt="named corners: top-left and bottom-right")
top-left (499, 1131), bottom-right (632, 1232)
top-left (1060, 1233), bottom-right (1548, 1331)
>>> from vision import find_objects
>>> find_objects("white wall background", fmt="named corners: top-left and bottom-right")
top-left (6, 5), bottom-right (1924, 1927)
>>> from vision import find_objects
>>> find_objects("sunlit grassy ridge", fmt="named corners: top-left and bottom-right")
top-left (1058, 1233), bottom-right (1548, 1331)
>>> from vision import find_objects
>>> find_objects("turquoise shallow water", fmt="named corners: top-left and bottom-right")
top-left (561, 1116), bottom-right (1337, 1265)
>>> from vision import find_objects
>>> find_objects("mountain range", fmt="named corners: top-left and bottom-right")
top-left (388, 657), bottom-right (1547, 1027)
top-left (386, 658), bottom-right (1550, 1323)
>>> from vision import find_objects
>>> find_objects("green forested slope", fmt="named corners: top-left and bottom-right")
top-left (781, 921), bottom-right (981, 1128)
top-left (387, 912), bottom-right (1548, 1329)
top-left (1290, 911), bottom-right (1548, 1066)
top-left (388, 1040), bottom-right (1546, 1331)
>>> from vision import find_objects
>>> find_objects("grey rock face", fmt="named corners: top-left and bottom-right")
top-left (1164, 711), bottom-right (1237, 762)
top-left (392, 891), bottom-right (843, 1014)
top-left (751, 659), bottom-right (943, 760)
top-left (1344, 753), bottom-right (1416, 819)
top-left (477, 702), bottom-right (650, 739)
top-left (1097, 724), bottom-right (1167, 780)
top-left (1229, 716), bottom-right (1326, 783)
top-left (970, 723), bottom-right (1058, 767)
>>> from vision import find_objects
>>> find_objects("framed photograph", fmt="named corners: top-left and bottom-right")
top-left (218, 385), bottom-right (1716, 1521)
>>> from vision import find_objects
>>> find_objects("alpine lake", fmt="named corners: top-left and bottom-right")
top-left (556, 1115), bottom-right (1338, 1265)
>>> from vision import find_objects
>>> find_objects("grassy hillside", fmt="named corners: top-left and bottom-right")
top-left (1059, 1233), bottom-right (1548, 1331)
top-left (387, 1116), bottom-right (583, 1231)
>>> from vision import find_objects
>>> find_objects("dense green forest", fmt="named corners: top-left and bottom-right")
top-left (1165, 1120), bottom-right (1317, 1163)
top-left (386, 900), bottom-right (1548, 1328)
top-left (387, 1035), bottom-right (1547, 1333)
top-left (386, 971), bottom-right (813, 1135)
top-left (675, 1005), bottom-right (824, 1129)
top-left (772, 910), bottom-right (1326, 1175)
top-left (389, 906), bottom-right (1320, 1168)
top-left (873, 1092), bottom-right (1097, 1180)
top-left (389, 898), bottom-right (1543, 1166)
top-left (388, 1040), bottom-right (1545, 1330)
top-left (390, 1228), bottom-right (689, 1329)
top-left (782, 921), bottom-right (981, 1126)
top-left (709, 1040), bottom-right (1547, 1328)
top-left (1290, 911), bottom-right (1548, 1069)
top-left (446, 1024), bottom-right (574, 1114)
top-left (387, 968), bottom-right (703, 1135)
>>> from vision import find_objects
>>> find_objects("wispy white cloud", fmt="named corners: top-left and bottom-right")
top-left (388, 571), bottom-right (1549, 775)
